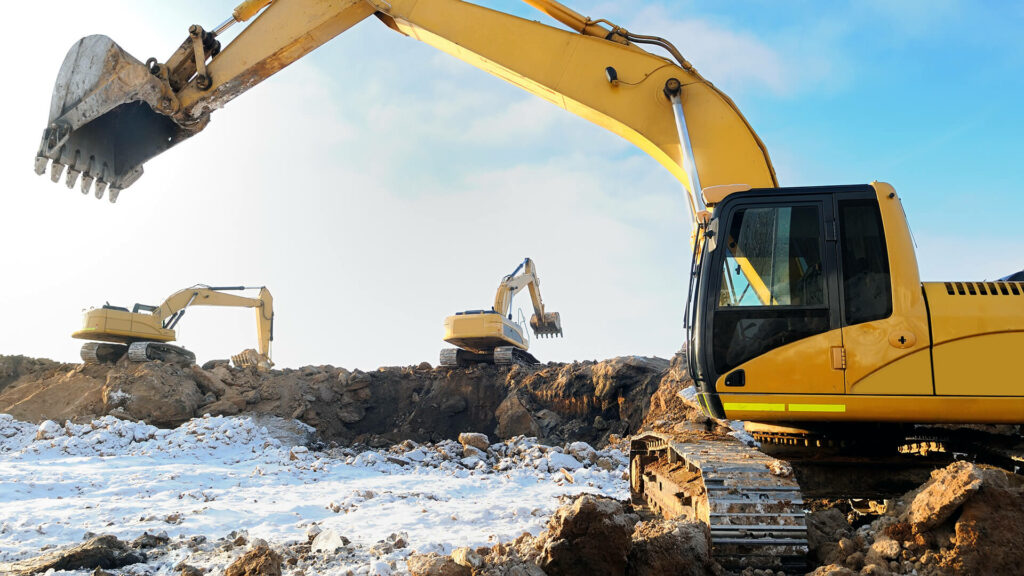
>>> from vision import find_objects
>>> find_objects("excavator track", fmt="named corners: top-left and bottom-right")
top-left (630, 433), bottom-right (808, 573)
top-left (79, 342), bottom-right (128, 364)
top-left (127, 342), bottom-right (196, 365)
top-left (493, 346), bottom-right (539, 366)
top-left (440, 347), bottom-right (540, 367)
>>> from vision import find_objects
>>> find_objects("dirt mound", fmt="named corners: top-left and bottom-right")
top-left (0, 353), bottom-right (685, 447)
top-left (807, 461), bottom-right (1024, 575)
top-left (405, 494), bottom-right (718, 576)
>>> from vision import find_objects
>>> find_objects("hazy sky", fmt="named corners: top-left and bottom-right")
top-left (2, 1), bottom-right (1022, 369)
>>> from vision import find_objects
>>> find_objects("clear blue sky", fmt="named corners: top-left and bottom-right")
top-left (1, 1), bottom-right (1021, 368)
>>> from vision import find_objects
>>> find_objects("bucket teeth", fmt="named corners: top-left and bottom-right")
top-left (80, 173), bottom-right (93, 195)
top-left (49, 161), bottom-right (65, 183)
top-left (65, 168), bottom-right (80, 189)
top-left (33, 156), bottom-right (48, 175)
top-left (94, 180), bottom-right (107, 199)
top-left (108, 188), bottom-right (120, 203)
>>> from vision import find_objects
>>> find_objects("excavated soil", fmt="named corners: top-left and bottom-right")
top-left (0, 353), bottom-right (695, 448)
top-left (4, 352), bottom-right (1024, 576)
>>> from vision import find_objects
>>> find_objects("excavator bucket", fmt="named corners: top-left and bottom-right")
top-left (530, 312), bottom-right (563, 338)
top-left (34, 35), bottom-right (196, 202)
top-left (232, 348), bottom-right (273, 371)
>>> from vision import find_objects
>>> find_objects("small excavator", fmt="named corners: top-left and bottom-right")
top-left (73, 285), bottom-right (274, 370)
top-left (441, 258), bottom-right (562, 367)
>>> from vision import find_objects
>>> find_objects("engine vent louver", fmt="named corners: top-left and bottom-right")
top-left (944, 281), bottom-right (1023, 296)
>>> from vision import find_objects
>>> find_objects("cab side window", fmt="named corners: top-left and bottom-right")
top-left (838, 199), bottom-right (892, 325)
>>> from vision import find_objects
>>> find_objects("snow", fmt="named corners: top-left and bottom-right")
top-left (0, 413), bottom-right (627, 575)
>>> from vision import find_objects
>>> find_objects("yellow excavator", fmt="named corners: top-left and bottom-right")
top-left (73, 285), bottom-right (274, 370)
top-left (441, 257), bottom-right (562, 367)
top-left (34, 0), bottom-right (1024, 569)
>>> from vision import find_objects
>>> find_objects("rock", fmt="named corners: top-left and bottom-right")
top-left (627, 519), bottom-right (715, 576)
top-left (347, 370), bottom-right (372, 390)
top-left (495, 393), bottom-right (540, 438)
top-left (305, 524), bottom-right (322, 543)
top-left (441, 396), bottom-right (467, 416)
top-left (868, 536), bottom-right (901, 561)
top-left (176, 564), bottom-right (203, 576)
top-left (199, 398), bottom-right (242, 416)
top-left (103, 363), bottom-right (204, 427)
top-left (310, 529), bottom-right (350, 554)
top-left (538, 494), bottom-right (638, 576)
top-left (131, 531), bottom-right (170, 549)
top-left (546, 451), bottom-right (583, 471)
top-left (943, 468), bottom-right (1024, 575)
top-left (860, 563), bottom-right (890, 575)
top-left (459, 432), bottom-right (490, 451)
top-left (201, 359), bottom-right (231, 370)
top-left (807, 509), bottom-right (854, 564)
top-left (451, 546), bottom-right (484, 569)
top-left (0, 535), bottom-right (146, 576)
top-left (566, 441), bottom-right (596, 463)
top-left (463, 445), bottom-right (486, 460)
top-left (807, 565), bottom-right (858, 576)
top-left (906, 461), bottom-right (983, 532)
top-left (35, 419), bottom-right (62, 440)
top-left (338, 405), bottom-right (366, 424)
top-left (406, 553), bottom-right (470, 576)
top-left (417, 362), bottom-right (433, 370)
top-left (224, 545), bottom-right (282, 576)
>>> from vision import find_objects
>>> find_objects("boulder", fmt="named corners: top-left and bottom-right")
top-left (224, 544), bottom-right (282, 576)
top-left (0, 535), bottom-right (145, 576)
top-left (627, 519), bottom-right (715, 576)
top-left (495, 393), bottom-right (540, 438)
top-left (907, 461), bottom-right (984, 532)
top-left (406, 553), bottom-right (470, 576)
top-left (538, 495), bottom-right (638, 576)
top-left (459, 432), bottom-right (490, 451)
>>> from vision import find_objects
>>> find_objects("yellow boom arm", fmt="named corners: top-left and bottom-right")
top-left (36, 0), bottom-right (776, 217)
top-left (155, 286), bottom-right (274, 363)
top-left (493, 258), bottom-right (562, 338)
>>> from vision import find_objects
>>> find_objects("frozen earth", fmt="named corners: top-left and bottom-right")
top-left (0, 413), bottom-right (628, 575)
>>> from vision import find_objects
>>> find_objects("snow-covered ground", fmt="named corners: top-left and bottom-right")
top-left (0, 414), bottom-right (627, 575)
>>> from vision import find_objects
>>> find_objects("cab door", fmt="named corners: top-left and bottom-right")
top-left (707, 194), bottom-right (846, 396)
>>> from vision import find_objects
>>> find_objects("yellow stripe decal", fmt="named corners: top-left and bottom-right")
top-left (788, 403), bottom-right (847, 413)
top-left (723, 402), bottom-right (786, 412)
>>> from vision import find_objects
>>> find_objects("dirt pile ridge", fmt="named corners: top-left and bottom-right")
top-left (0, 353), bottom-right (697, 447)
top-left (807, 461), bottom-right (1024, 576)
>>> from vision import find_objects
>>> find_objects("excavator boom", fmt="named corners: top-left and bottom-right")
top-left (34, 0), bottom-right (775, 211)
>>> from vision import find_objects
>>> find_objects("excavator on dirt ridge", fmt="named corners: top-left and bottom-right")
top-left (73, 285), bottom-right (274, 370)
top-left (440, 257), bottom-right (562, 367)
top-left (35, 0), bottom-right (1024, 570)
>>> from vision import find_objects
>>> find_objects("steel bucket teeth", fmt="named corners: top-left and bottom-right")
top-left (33, 35), bottom-right (201, 199)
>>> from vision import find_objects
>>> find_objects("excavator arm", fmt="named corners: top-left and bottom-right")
top-left (35, 0), bottom-right (776, 215)
top-left (492, 258), bottom-right (562, 338)
top-left (155, 285), bottom-right (274, 368)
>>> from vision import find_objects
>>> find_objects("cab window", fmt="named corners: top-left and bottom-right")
top-left (838, 199), bottom-right (892, 325)
top-left (712, 204), bottom-right (830, 375)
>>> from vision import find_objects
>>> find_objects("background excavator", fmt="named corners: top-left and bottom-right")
top-left (73, 285), bottom-right (274, 370)
top-left (34, 0), bottom-right (1024, 570)
top-left (441, 257), bottom-right (562, 367)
